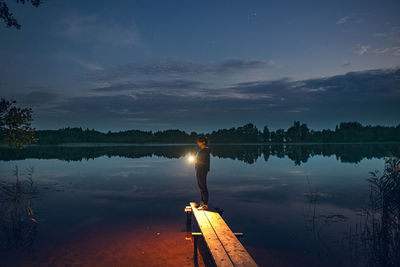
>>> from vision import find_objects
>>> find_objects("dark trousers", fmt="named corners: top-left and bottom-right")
top-left (196, 168), bottom-right (209, 204)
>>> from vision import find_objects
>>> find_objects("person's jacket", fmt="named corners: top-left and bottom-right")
top-left (195, 147), bottom-right (210, 172)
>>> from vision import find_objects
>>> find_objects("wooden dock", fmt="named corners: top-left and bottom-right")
top-left (185, 202), bottom-right (258, 267)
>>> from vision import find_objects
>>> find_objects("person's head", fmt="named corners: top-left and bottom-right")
top-left (197, 136), bottom-right (208, 148)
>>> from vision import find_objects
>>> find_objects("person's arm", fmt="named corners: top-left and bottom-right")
top-left (196, 150), bottom-right (207, 168)
top-left (205, 149), bottom-right (210, 171)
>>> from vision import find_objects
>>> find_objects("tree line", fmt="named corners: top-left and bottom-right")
top-left (2, 121), bottom-right (399, 145)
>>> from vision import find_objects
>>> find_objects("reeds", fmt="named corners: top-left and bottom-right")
top-left (0, 165), bottom-right (39, 250)
top-left (362, 157), bottom-right (400, 266)
top-left (348, 157), bottom-right (400, 266)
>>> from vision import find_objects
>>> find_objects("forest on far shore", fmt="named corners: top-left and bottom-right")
top-left (3, 121), bottom-right (399, 145)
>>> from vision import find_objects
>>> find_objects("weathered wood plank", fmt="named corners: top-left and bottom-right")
top-left (190, 202), bottom-right (234, 267)
top-left (192, 232), bottom-right (244, 237)
top-left (204, 211), bottom-right (258, 267)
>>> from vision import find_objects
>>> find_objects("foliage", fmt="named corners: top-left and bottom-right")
top-left (20, 121), bottom-right (400, 145)
top-left (0, 0), bottom-right (43, 29)
top-left (209, 123), bottom-right (262, 143)
top-left (0, 98), bottom-right (38, 148)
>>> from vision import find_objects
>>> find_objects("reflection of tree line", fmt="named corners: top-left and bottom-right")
top-left (1, 144), bottom-right (400, 165)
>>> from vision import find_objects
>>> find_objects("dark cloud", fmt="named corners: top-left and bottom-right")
top-left (10, 89), bottom-right (60, 108)
top-left (214, 59), bottom-right (275, 74)
top-left (33, 67), bottom-right (400, 131)
top-left (91, 79), bottom-right (207, 93)
top-left (342, 61), bottom-right (351, 67)
top-left (85, 59), bottom-right (275, 82)
top-left (90, 79), bottom-right (274, 100)
top-left (229, 68), bottom-right (399, 102)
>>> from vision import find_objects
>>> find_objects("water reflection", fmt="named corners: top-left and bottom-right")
top-left (0, 145), bottom-right (399, 266)
top-left (1, 143), bottom-right (399, 165)
top-left (0, 166), bottom-right (39, 252)
top-left (303, 176), bottom-right (350, 266)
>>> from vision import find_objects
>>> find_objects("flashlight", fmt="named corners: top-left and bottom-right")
top-left (187, 154), bottom-right (196, 163)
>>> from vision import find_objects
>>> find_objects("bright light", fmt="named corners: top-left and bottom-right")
top-left (187, 155), bottom-right (195, 163)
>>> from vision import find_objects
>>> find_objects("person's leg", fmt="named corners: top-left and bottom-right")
top-left (202, 172), bottom-right (208, 204)
top-left (196, 169), bottom-right (209, 204)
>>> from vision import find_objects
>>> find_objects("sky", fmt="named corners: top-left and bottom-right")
top-left (0, 0), bottom-right (399, 132)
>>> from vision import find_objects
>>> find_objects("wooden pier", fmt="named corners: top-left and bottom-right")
top-left (185, 202), bottom-right (258, 267)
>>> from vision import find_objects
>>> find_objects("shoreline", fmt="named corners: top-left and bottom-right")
top-left (1, 141), bottom-right (400, 148)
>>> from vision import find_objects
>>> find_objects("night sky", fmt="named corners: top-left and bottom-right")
top-left (1, 0), bottom-right (399, 132)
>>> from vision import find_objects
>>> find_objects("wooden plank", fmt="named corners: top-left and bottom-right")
top-left (190, 202), bottom-right (234, 267)
top-left (192, 232), bottom-right (244, 237)
top-left (204, 211), bottom-right (258, 267)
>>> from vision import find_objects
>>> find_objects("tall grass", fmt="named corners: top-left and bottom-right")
top-left (348, 157), bottom-right (400, 266)
top-left (0, 166), bottom-right (39, 250)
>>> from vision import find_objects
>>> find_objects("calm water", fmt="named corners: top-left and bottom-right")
top-left (0, 144), bottom-right (399, 266)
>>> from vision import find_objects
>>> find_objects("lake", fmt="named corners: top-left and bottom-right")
top-left (1, 143), bottom-right (399, 266)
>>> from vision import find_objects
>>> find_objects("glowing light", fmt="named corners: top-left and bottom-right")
top-left (187, 155), bottom-right (195, 163)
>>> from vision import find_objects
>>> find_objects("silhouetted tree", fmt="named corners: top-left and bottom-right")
top-left (270, 128), bottom-right (285, 143)
top-left (262, 125), bottom-right (270, 142)
top-left (0, 0), bottom-right (44, 29)
top-left (6, 121), bottom-right (399, 145)
top-left (286, 121), bottom-right (301, 142)
top-left (286, 121), bottom-right (310, 142)
top-left (0, 98), bottom-right (37, 148)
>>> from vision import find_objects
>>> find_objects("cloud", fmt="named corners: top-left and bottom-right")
top-left (84, 59), bottom-right (276, 82)
top-left (342, 61), bottom-right (351, 67)
top-left (337, 16), bottom-right (349, 25)
top-left (71, 58), bottom-right (104, 71)
top-left (57, 14), bottom-right (140, 47)
top-left (61, 14), bottom-right (97, 38)
top-left (221, 67), bottom-right (400, 108)
top-left (8, 88), bottom-right (61, 108)
top-left (373, 26), bottom-right (400, 42)
top-left (354, 44), bottom-right (369, 55)
top-left (31, 67), bottom-right (400, 130)
top-left (215, 59), bottom-right (275, 74)
top-left (90, 79), bottom-right (273, 101)
top-left (90, 79), bottom-right (210, 99)
top-left (287, 108), bottom-right (310, 113)
top-left (91, 79), bottom-right (206, 93)
top-left (375, 46), bottom-right (400, 56)
top-left (304, 87), bottom-right (326, 92)
top-left (53, 53), bottom-right (105, 71)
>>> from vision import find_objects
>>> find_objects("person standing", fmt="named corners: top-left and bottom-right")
top-left (195, 136), bottom-right (210, 210)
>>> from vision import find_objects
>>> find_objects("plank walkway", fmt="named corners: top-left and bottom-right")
top-left (187, 202), bottom-right (258, 267)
